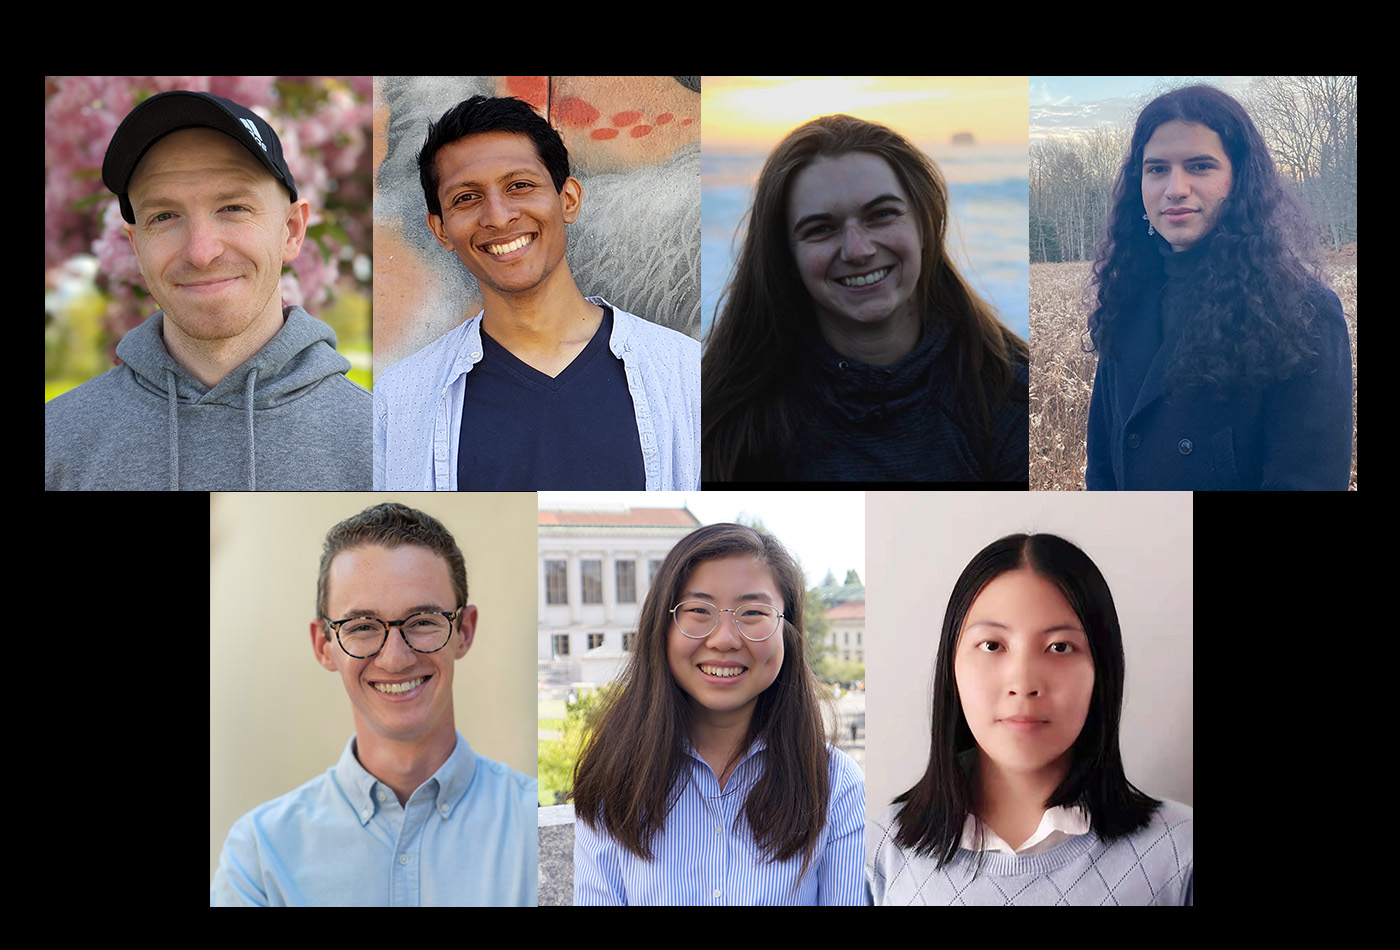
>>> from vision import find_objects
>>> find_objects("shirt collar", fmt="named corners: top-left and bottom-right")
top-left (960, 803), bottom-right (1092, 856)
top-left (336, 731), bottom-right (478, 825)
top-left (447, 295), bottom-right (628, 388)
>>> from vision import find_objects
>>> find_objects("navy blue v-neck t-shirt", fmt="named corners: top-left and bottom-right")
top-left (456, 306), bottom-right (645, 489)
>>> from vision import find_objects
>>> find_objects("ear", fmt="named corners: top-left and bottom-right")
top-left (560, 176), bottom-right (582, 224)
top-left (453, 605), bottom-right (478, 659)
top-left (311, 617), bottom-right (339, 672)
top-left (426, 210), bottom-right (455, 252)
top-left (282, 199), bottom-right (311, 263)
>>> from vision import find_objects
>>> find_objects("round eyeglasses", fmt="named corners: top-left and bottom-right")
top-left (323, 608), bottom-right (463, 659)
top-left (670, 600), bottom-right (784, 642)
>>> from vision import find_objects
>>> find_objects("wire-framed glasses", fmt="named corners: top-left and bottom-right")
top-left (323, 608), bottom-right (463, 659)
top-left (670, 601), bottom-right (784, 642)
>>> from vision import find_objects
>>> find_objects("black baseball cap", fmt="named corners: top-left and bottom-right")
top-left (102, 90), bottom-right (298, 224)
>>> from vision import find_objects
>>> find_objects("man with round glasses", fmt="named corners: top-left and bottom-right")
top-left (210, 502), bottom-right (536, 906)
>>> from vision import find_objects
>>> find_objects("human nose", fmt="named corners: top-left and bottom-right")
top-left (1005, 653), bottom-right (1044, 697)
top-left (181, 214), bottom-right (226, 269)
top-left (478, 188), bottom-right (520, 230)
top-left (839, 221), bottom-right (875, 261)
top-left (704, 611), bottom-right (745, 649)
top-left (1164, 166), bottom-right (1191, 201)
top-left (373, 622), bottom-right (417, 668)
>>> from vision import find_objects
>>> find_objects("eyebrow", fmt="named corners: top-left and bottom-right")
top-left (964, 620), bottom-right (1085, 636)
top-left (791, 193), bottom-right (906, 235)
top-left (442, 168), bottom-right (543, 193)
top-left (132, 185), bottom-right (264, 213)
top-left (1143, 154), bottom-right (1221, 166)
top-left (337, 604), bottom-right (450, 619)
top-left (682, 591), bottom-right (776, 604)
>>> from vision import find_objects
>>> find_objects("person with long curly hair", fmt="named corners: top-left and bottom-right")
top-left (703, 115), bottom-right (1028, 483)
top-left (570, 522), bottom-right (864, 904)
top-left (1085, 84), bottom-right (1352, 490)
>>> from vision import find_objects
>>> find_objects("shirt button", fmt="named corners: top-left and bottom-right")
top-left (1178, 439), bottom-right (1193, 454)
top-left (399, 854), bottom-right (410, 865)
top-left (713, 889), bottom-right (721, 899)
top-left (470, 351), bottom-right (481, 360)
top-left (1127, 433), bottom-right (1141, 449)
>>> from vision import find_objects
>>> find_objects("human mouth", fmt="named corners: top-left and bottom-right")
top-left (698, 664), bottom-right (747, 678)
top-left (482, 234), bottom-right (535, 256)
top-left (838, 267), bottom-right (889, 288)
top-left (177, 276), bottom-right (242, 293)
top-left (1161, 209), bottom-right (1197, 219)
top-left (1000, 716), bottom-right (1049, 730)
top-left (372, 675), bottom-right (430, 695)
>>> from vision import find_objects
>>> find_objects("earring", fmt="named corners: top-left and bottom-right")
top-left (1143, 213), bottom-right (1155, 237)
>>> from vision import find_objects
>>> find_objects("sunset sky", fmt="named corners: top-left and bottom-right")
top-left (703, 76), bottom-right (1030, 151)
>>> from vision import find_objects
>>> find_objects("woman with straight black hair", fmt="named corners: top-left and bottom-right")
top-left (572, 522), bottom-right (865, 904)
top-left (1086, 83), bottom-right (1352, 489)
top-left (867, 533), bottom-right (1192, 905)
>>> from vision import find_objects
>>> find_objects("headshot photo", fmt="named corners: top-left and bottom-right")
top-left (371, 77), bottom-right (701, 491)
top-left (1028, 76), bottom-right (1357, 490)
top-left (865, 491), bottom-right (1193, 905)
top-left (44, 77), bottom-right (373, 491)
top-left (571, 520), bottom-right (866, 905)
top-left (209, 493), bottom-right (538, 906)
top-left (701, 77), bottom-right (1030, 484)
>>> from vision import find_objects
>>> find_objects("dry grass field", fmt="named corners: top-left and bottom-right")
top-left (1029, 246), bottom-right (1357, 491)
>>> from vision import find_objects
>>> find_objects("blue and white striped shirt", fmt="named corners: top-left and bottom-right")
top-left (574, 742), bottom-right (865, 905)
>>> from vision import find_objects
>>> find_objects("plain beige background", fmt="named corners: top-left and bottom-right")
top-left (209, 492), bottom-right (537, 880)
top-left (865, 491), bottom-right (1193, 827)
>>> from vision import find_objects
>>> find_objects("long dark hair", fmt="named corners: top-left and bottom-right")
top-left (703, 114), bottom-right (1027, 480)
top-left (892, 533), bottom-right (1159, 867)
top-left (1088, 84), bottom-right (1324, 395)
top-left (571, 523), bottom-right (831, 874)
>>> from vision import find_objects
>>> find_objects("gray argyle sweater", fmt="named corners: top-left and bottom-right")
top-left (867, 799), bottom-right (1192, 905)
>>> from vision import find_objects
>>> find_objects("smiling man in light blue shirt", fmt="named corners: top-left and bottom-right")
top-left (210, 502), bottom-right (537, 906)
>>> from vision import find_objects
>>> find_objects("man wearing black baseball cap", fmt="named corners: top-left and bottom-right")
top-left (44, 90), bottom-right (371, 490)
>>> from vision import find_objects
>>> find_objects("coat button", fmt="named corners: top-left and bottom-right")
top-left (1127, 433), bottom-right (1141, 449)
top-left (1178, 439), bottom-right (1193, 454)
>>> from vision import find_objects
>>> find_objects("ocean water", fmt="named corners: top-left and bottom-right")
top-left (701, 145), bottom-right (1029, 344)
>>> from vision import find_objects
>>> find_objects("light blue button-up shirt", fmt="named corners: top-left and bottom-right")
top-left (573, 742), bottom-right (865, 905)
top-left (373, 297), bottom-right (700, 490)
top-left (210, 732), bottom-right (537, 906)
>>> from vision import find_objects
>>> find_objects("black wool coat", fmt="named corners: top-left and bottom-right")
top-left (1086, 245), bottom-right (1352, 491)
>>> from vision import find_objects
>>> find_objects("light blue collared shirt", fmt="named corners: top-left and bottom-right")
top-left (373, 297), bottom-right (700, 490)
top-left (210, 732), bottom-right (537, 906)
top-left (573, 742), bottom-right (865, 905)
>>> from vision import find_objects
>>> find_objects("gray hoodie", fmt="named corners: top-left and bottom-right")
top-left (45, 306), bottom-right (371, 490)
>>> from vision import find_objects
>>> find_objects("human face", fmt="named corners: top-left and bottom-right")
top-left (667, 555), bottom-right (785, 729)
top-left (427, 131), bottom-right (580, 300)
top-left (788, 152), bottom-right (923, 336)
top-left (313, 545), bottom-right (476, 748)
top-left (1141, 120), bottom-right (1234, 252)
top-left (124, 128), bottom-right (308, 343)
top-left (954, 569), bottom-right (1095, 777)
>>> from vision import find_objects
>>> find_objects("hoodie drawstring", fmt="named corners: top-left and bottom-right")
top-left (244, 369), bottom-right (258, 490)
top-left (165, 369), bottom-right (179, 490)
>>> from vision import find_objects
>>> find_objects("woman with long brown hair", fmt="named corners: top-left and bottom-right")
top-left (703, 114), bottom-right (1028, 483)
top-left (571, 522), bottom-right (864, 904)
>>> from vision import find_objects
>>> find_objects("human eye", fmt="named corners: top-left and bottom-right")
top-left (147, 211), bottom-right (176, 226)
top-left (1143, 163), bottom-right (1165, 176)
top-left (507, 180), bottom-right (536, 192)
top-left (1048, 642), bottom-right (1075, 654)
top-left (976, 640), bottom-right (1002, 653)
top-left (451, 191), bottom-right (478, 206)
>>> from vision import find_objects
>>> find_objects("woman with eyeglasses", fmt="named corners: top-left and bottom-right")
top-left (702, 114), bottom-right (1028, 483)
top-left (571, 522), bottom-right (864, 904)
